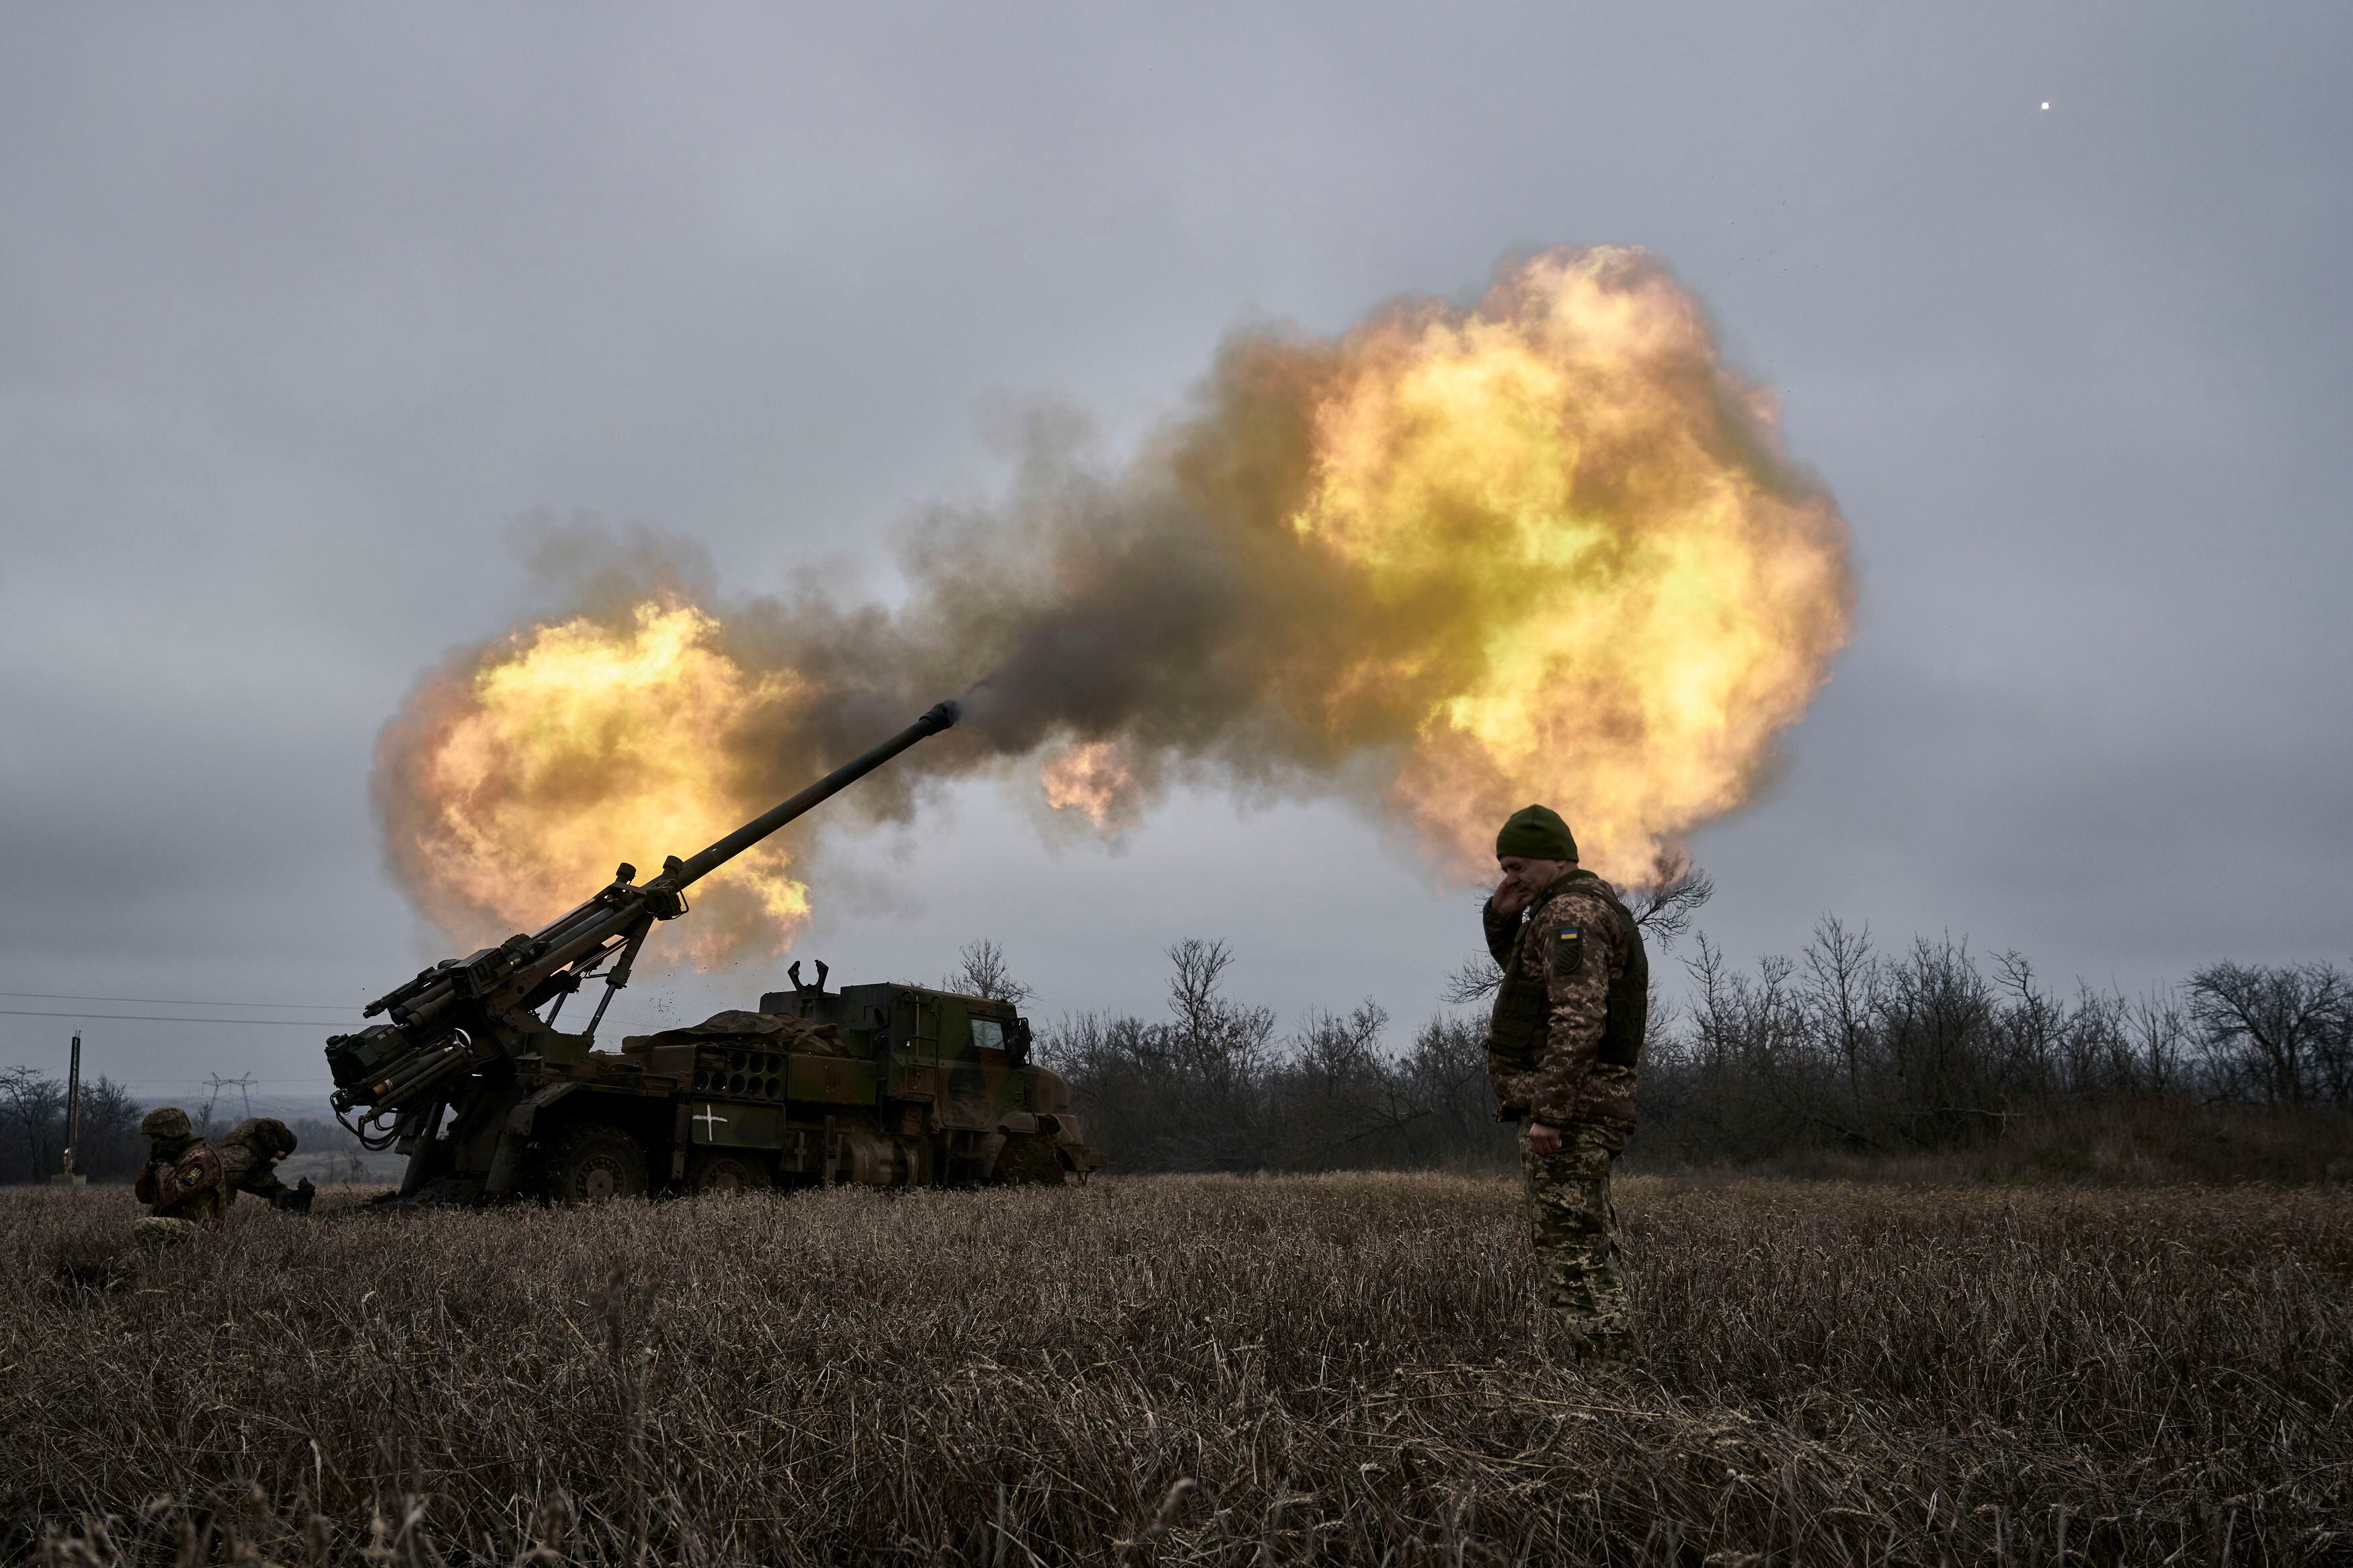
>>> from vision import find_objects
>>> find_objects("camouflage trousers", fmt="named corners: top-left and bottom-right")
top-left (1521, 1118), bottom-right (1634, 1366)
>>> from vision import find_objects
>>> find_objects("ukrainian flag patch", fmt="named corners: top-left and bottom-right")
top-left (1550, 925), bottom-right (1584, 978)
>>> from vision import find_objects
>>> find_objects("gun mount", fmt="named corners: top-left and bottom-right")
top-left (321, 699), bottom-right (1095, 1202)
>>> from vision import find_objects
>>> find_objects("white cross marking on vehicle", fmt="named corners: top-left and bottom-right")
top-left (694, 1104), bottom-right (728, 1138)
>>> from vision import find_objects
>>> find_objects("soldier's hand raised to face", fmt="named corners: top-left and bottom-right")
top-left (1494, 865), bottom-right (1547, 919)
top-left (1494, 854), bottom-right (1573, 921)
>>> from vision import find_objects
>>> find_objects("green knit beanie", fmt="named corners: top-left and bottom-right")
top-left (1495, 804), bottom-right (1578, 862)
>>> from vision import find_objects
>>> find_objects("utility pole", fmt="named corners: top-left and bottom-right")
top-left (50, 1032), bottom-right (86, 1186)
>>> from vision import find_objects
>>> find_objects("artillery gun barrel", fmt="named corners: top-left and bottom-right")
top-left (363, 1040), bottom-right (471, 1107)
top-left (664, 699), bottom-right (960, 890)
top-left (331, 699), bottom-right (963, 1133)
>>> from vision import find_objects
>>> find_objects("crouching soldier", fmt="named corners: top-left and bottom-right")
top-left (217, 1117), bottom-right (315, 1212)
top-left (132, 1107), bottom-right (227, 1238)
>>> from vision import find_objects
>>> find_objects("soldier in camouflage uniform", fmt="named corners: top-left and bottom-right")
top-left (1482, 804), bottom-right (1648, 1367)
top-left (216, 1117), bottom-right (316, 1211)
top-left (131, 1106), bottom-right (227, 1237)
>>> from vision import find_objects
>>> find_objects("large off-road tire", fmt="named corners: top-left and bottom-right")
top-left (992, 1132), bottom-right (1069, 1186)
top-left (688, 1151), bottom-right (773, 1194)
top-left (537, 1123), bottom-right (650, 1204)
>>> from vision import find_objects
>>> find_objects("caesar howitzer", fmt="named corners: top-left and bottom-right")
top-left (326, 700), bottom-right (1033, 1202)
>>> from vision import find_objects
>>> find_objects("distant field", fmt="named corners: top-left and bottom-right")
top-left (5, 1173), bottom-right (2348, 1565)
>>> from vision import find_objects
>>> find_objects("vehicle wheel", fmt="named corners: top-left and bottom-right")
top-left (538, 1123), bottom-right (650, 1204)
top-left (689, 1151), bottom-right (773, 1194)
top-left (992, 1132), bottom-right (1068, 1186)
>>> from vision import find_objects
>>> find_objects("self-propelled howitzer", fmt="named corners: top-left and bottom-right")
top-left (322, 698), bottom-right (1098, 1203)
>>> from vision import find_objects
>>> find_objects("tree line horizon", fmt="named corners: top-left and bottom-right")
top-left (967, 860), bottom-right (2353, 1177)
top-left (6, 865), bottom-right (2347, 1184)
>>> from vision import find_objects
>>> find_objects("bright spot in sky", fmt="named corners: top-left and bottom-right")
top-left (2040, 101), bottom-right (2052, 110)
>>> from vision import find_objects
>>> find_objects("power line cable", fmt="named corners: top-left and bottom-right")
top-left (0, 1008), bottom-right (348, 1026)
top-left (102, 1078), bottom-right (331, 1086)
top-left (0, 988), bottom-right (356, 1009)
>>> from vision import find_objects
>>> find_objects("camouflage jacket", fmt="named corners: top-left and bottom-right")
top-left (134, 1141), bottom-right (227, 1226)
top-left (1483, 874), bottom-right (1642, 1130)
top-left (217, 1141), bottom-right (290, 1202)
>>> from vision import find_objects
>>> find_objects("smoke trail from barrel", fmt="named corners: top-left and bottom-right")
top-left (375, 247), bottom-right (1855, 960)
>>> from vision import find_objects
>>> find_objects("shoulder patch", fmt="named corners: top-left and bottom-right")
top-left (1550, 925), bottom-right (1585, 979)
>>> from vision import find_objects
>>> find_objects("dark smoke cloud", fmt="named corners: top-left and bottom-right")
top-left (377, 248), bottom-right (1852, 954)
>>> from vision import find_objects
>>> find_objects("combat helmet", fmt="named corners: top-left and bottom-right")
top-left (141, 1106), bottom-right (193, 1142)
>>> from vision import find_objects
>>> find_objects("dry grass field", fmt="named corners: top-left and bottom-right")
top-left (5, 1173), bottom-right (2348, 1565)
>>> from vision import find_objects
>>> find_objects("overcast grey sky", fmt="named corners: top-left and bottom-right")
top-left (3, 3), bottom-right (2347, 1109)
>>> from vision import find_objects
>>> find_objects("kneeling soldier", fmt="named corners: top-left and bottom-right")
top-left (132, 1106), bottom-right (227, 1236)
top-left (217, 1117), bottom-right (315, 1211)
top-left (1482, 804), bottom-right (1648, 1368)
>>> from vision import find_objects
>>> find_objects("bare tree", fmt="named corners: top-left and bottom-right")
top-left (0, 1066), bottom-right (65, 1178)
top-left (2128, 988), bottom-right (2190, 1096)
top-left (1801, 915), bottom-right (1876, 1116)
top-left (2186, 962), bottom-right (2351, 1106)
top-left (945, 938), bottom-right (1036, 1007)
top-left (1995, 951), bottom-right (2063, 1096)
top-left (1624, 851), bottom-right (1715, 948)
top-left (1165, 938), bottom-right (1277, 1093)
top-left (1283, 1002), bottom-right (1406, 1165)
top-left (0, 1068), bottom-right (152, 1182)
top-left (1392, 1014), bottom-right (1502, 1159)
top-left (1441, 952), bottom-right (1505, 1005)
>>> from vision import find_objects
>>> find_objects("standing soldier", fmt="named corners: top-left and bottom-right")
top-left (217, 1117), bottom-right (317, 1211)
top-left (132, 1106), bottom-right (227, 1236)
top-left (1482, 804), bottom-right (1648, 1368)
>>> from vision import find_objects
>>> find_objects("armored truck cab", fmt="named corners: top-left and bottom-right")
top-left (760, 978), bottom-right (1088, 1184)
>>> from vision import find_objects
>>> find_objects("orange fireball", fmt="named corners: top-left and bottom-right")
top-left (376, 602), bottom-right (815, 962)
top-left (376, 249), bottom-right (1853, 962)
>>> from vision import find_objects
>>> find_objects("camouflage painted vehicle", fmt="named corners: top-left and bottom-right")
top-left (325, 700), bottom-right (1104, 1202)
top-left (399, 972), bottom-right (1099, 1200)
